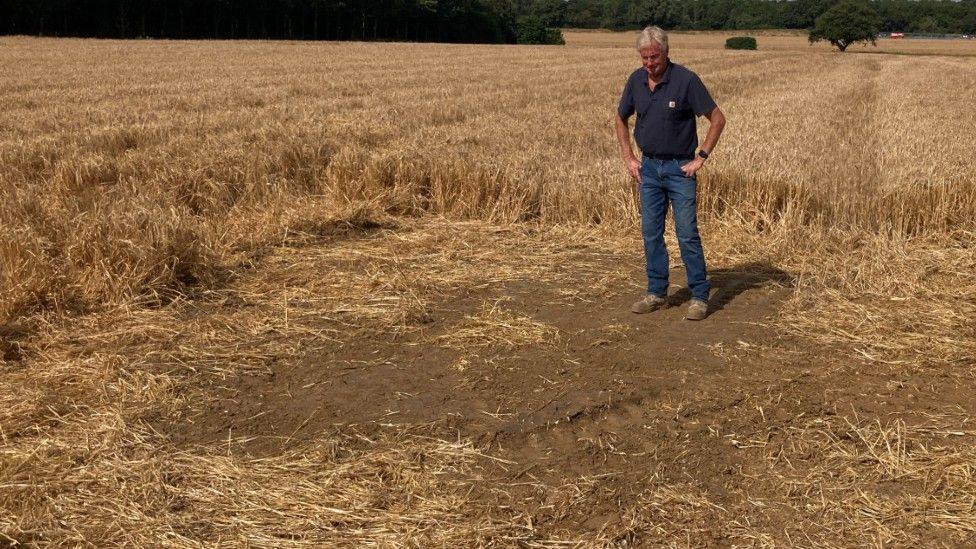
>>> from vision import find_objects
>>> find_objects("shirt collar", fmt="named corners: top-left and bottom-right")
top-left (659, 60), bottom-right (674, 85)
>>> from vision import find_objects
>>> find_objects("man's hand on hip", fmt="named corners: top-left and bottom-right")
top-left (680, 157), bottom-right (705, 178)
top-left (627, 157), bottom-right (641, 179)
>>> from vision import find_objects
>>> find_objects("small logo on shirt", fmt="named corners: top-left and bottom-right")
top-left (668, 101), bottom-right (676, 108)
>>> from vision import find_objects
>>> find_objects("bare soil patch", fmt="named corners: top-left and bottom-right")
top-left (148, 221), bottom-right (976, 544)
top-left (165, 257), bottom-right (792, 450)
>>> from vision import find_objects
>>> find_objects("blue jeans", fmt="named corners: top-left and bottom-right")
top-left (639, 157), bottom-right (710, 302)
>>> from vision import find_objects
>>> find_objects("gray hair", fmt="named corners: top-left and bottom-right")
top-left (636, 26), bottom-right (669, 53)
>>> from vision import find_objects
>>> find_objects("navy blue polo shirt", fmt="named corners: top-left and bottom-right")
top-left (618, 61), bottom-right (716, 158)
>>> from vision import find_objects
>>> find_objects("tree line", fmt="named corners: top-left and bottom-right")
top-left (0, 0), bottom-right (517, 43)
top-left (549, 0), bottom-right (976, 35)
top-left (1, 0), bottom-right (974, 43)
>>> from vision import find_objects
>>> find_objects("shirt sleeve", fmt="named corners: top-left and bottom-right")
top-left (688, 73), bottom-right (717, 117)
top-left (617, 76), bottom-right (635, 120)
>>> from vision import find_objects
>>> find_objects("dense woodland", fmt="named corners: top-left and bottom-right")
top-left (558, 0), bottom-right (976, 33)
top-left (1, 0), bottom-right (974, 42)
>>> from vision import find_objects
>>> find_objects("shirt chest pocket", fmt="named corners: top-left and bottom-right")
top-left (664, 98), bottom-right (692, 121)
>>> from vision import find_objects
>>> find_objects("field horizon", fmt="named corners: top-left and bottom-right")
top-left (2, 32), bottom-right (975, 546)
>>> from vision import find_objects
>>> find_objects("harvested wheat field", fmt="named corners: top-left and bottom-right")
top-left (2, 32), bottom-right (976, 546)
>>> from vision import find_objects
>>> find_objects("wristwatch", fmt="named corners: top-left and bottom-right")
top-left (697, 149), bottom-right (709, 160)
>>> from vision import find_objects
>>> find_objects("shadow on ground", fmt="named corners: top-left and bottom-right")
top-left (669, 261), bottom-right (794, 314)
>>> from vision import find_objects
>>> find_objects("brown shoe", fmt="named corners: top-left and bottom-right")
top-left (631, 294), bottom-right (667, 314)
top-left (685, 299), bottom-right (708, 321)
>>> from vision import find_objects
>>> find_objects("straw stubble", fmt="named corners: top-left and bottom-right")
top-left (2, 33), bottom-right (975, 546)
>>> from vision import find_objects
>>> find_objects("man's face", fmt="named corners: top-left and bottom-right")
top-left (639, 43), bottom-right (667, 79)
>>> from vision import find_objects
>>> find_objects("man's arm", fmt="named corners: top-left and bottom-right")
top-left (615, 114), bottom-right (641, 179)
top-left (680, 106), bottom-right (726, 178)
top-left (699, 106), bottom-right (726, 155)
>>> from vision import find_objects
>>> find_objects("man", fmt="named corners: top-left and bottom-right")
top-left (615, 26), bottom-right (726, 321)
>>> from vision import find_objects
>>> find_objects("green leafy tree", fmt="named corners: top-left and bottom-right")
top-left (964, 4), bottom-right (976, 34)
top-left (789, 0), bottom-right (840, 28)
top-left (516, 13), bottom-right (564, 43)
top-left (912, 15), bottom-right (938, 33)
top-left (527, 0), bottom-right (567, 26)
top-left (808, 0), bottom-right (882, 51)
top-left (628, 0), bottom-right (681, 30)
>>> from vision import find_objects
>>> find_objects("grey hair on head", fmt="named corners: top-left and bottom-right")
top-left (636, 26), bottom-right (669, 52)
